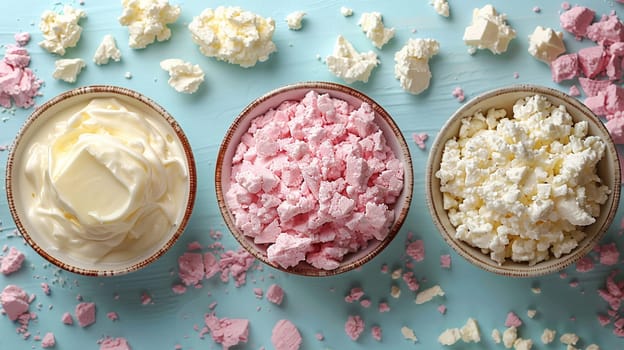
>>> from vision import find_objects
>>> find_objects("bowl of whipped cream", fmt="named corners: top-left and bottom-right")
top-left (5, 86), bottom-right (197, 276)
top-left (426, 84), bottom-right (621, 277)
top-left (215, 81), bottom-right (413, 276)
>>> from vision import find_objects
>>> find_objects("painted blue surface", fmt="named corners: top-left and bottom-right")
top-left (0, 0), bottom-right (622, 349)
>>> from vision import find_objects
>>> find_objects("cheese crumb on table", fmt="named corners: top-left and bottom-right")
top-left (326, 35), bottom-right (379, 83)
top-left (188, 6), bottom-right (276, 68)
top-left (160, 58), bottom-right (205, 94)
top-left (401, 326), bottom-right (418, 342)
top-left (541, 328), bottom-right (556, 344)
top-left (463, 4), bottom-right (516, 54)
top-left (286, 11), bottom-right (306, 30)
top-left (358, 12), bottom-right (395, 49)
top-left (52, 58), bottom-right (86, 83)
top-left (528, 26), bottom-right (566, 63)
top-left (39, 5), bottom-right (86, 56)
top-left (430, 0), bottom-right (450, 17)
top-left (93, 35), bottom-right (121, 65)
top-left (271, 319), bottom-right (302, 350)
top-left (394, 38), bottom-right (439, 95)
top-left (340, 7), bottom-right (353, 17)
top-left (118, 0), bottom-right (180, 49)
top-left (415, 285), bottom-right (445, 304)
top-left (503, 326), bottom-right (518, 348)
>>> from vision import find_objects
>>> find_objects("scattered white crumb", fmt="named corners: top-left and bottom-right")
top-left (286, 11), bottom-right (306, 30)
top-left (390, 284), bottom-right (401, 298)
top-left (541, 329), bottom-right (556, 344)
top-left (513, 338), bottom-right (533, 350)
top-left (430, 0), bottom-right (450, 17)
top-left (401, 326), bottom-right (418, 343)
top-left (124, 71), bottom-right (132, 79)
top-left (560, 333), bottom-right (579, 346)
top-left (415, 285), bottom-right (445, 304)
top-left (531, 287), bottom-right (541, 294)
top-left (527, 309), bottom-right (537, 319)
top-left (503, 327), bottom-right (518, 348)
top-left (585, 344), bottom-right (600, 350)
top-left (438, 328), bottom-right (461, 345)
top-left (391, 269), bottom-right (402, 279)
top-left (460, 318), bottom-right (481, 343)
top-left (492, 329), bottom-right (502, 344)
top-left (340, 6), bottom-right (353, 17)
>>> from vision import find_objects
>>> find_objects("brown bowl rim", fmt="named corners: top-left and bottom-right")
top-left (425, 84), bottom-right (621, 277)
top-left (5, 85), bottom-right (197, 277)
top-left (215, 81), bottom-right (414, 277)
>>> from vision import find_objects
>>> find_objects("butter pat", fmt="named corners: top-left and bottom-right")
top-left (463, 5), bottom-right (516, 54)
top-left (93, 35), bottom-right (121, 65)
top-left (39, 5), bottom-right (86, 56)
top-left (160, 58), bottom-right (205, 94)
top-left (286, 11), bottom-right (306, 30)
top-left (326, 35), bottom-right (379, 83)
top-left (436, 94), bottom-right (610, 265)
top-left (52, 58), bottom-right (86, 83)
top-left (21, 98), bottom-right (188, 264)
top-left (188, 6), bottom-right (276, 68)
top-left (528, 26), bottom-right (566, 63)
top-left (118, 0), bottom-right (180, 49)
top-left (394, 38), bottom-right (439, 95)
top-left (358, 12), bottom-right (395, 49)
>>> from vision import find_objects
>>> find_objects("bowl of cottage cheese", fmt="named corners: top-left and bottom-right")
top-left (426, 85), bottom-right (621, 277)
top-left (215, 81), bottom-right (413, 276)
top-left (5, 86), bottom-right (197, 276)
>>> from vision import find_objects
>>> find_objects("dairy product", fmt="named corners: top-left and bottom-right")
top-left (93, 35), bottom-right (122, 65)
top-left (340, 7), bottom-right (353, 17)
top-left (0, 285), bottom-right (30, 321)
top-left (358, 12), bottom-right (395, 49)
top-left (326, 35), bottom-right (379, 84)
top-left (19, 97), bottom-right (189, 265)
top-left (76, 302), bottom-right (96, 327)
top-left (14, 32), bottom-right (30, 46)
top-left (550, 53), bottom-right (578, 83)
top-left (436, 94), bottom-right (610, 265)
top-left (205, 313), bottom-right (249, 349)
top-left (514, 338), bottom-right (533, 350)
top-left (415, 285), bottom-right (445, 304)
top-left (266, 284), bottom-right (284, 305)
top-left (401, 326), bottom-right (418, 342)
top-left (160, 58), bottom-right (205, 94)
top-left (100, 337), bottom-right (131, 350)
top-left (0, 40), bottom-right (42, 109)
top-left (39, 5), bottom-right (86, 56)
top-left (463, 5), bottom-right (516, 54)
top-left (505, 312), bottom-right (522, 327)
top-left (439, 328), bottom-right (461, 345)
top-left (560, 6), bottom-right (595, 39)
top-left (226, 90), bottom-right (403, 270)
top-left (41, 332), bottom-right (55, 348)
top-left (118, 0), bottom-right (180, 49)
top-left (560, 333), bottom-right (579, 345)
top-left (272, 319), bottom-right (302, 350)
top-left (52, 58), bottom-right (86, 83)
top-left (0, 247), bottom-right (25, 275)
top-left (528, 26), bottom-right (566, 63)
top-left (286, 11), bottom-right (306, 30)
top-left (541, 328), bottom-right (556, 344)
top-left (394, 38), bottom-right (439, 95)
top-left (188, 6), bottom-right (276, 68)
top-left (431, 0), bottom-right (450, 17)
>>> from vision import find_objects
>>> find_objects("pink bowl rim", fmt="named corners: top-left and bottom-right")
top-left (215, 81), bottom-right (414, 277)
top-left (5, 85), bottom-right (197, 277)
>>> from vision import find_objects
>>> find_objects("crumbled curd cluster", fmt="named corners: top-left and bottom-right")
top-left (436, 94), bottom-right (610, 265)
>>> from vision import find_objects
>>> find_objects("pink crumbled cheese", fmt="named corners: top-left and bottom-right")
top-left (226, 90), bottom-right (403, 270)
top-left (550, 53), bottom-right (578, 82)
top-left (560, 6), bottom-right (595, 39)
top-left (587, 13), bottom-right (624, 46)
top-left (41, 283), bottom-right (51, 296)
top-left (575, 256), bottom-right (595, 272)
top-left (606, 117), bottom-right (624, 143)
top-left (14, 32), bottom-right (30, 46)
top-left (0, 38), bottom-right (43, 109)
top-left (0, 285), bottom-right (30, 321)
top-left (406, 239), bottom-right (425, 262)
top-left (440, 254), bottom-right (451, 268)
top-left (577, 46), bottom-right (608, 79)
top-left (452, 87), bottom-right (465, 102)
top-left (412, 132), bottom-right (428, 150)
top-left (41, 332), bottom-right (55, 348)
top-left (61, 312), bottom-right (73, 325)
top-left (345, 287), bottom-right (365, 303)
top-left (598, 242), bottom-right (620, 265)
top-left (568, 85), bottom-right (580, 97)
top-left (266, 284), bottom-right (285, 305)
top-left (0, 246), bottom-right (25, 275)
top-left (271, 319), bottom-right (302, 350)
top-left (345, 315), bottom-right (365, 341)
top-left (107, 312), bottom-right (119, 321)
top-left (504, 312), bottom-right (523, 328)
top-left (75, 302), bottom-right (96, 327)
top-left (205, 313), bottom-right (249, 349)
top-left (579, 77), bottom-right (611, 97)
top-left (371, 325), bottom-right (382, 341)
top-left (178, 252), bottom-right (205, 287)
top-left (100, 337), bottom-right (131, 350)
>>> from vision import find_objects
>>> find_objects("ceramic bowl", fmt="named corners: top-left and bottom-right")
top-left (215, 81), bottom-right (413, 276)
top-left (426, 84), bottom-right (621, 277)
top-left (5, 85), bottom-right (197, 276)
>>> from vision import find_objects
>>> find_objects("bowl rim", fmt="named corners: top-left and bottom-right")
top-left (5, 85), bottom-right (198, 277)
top-left (215, 81), bottom-right (414, 277)
top-left (425, 84), bottom-right (622, 277)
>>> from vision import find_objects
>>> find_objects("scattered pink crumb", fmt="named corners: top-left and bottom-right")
top-left (14, 32), bottom-right (30, 46)
top-left (271, 319), bottom-right (302, 350)
top-left (412, 133), bottom-right (428, 150)
top-left (266, 284), bottom-right (285, 305)
top-left (140, 292), bottom-right (152, 305)
top-left (406, 240), bottom-right (425, 262)
top-left (204, 252), bottom-right (219, 279)
top-left (569, 280), bottom-right (579, 288)
top-left (598, 313), bottom-right (611, 326)
top-left (187, 241), bottom-right (203, 251)
top-left (504, 312), bottom-right (523, 327)
top-left (402, 271), bottom-right (420, 292)
top-left (99, 337), bottom-right (131, 350)
top-left (533, 6), bottom-right (541, 13)
top-left (315, 332), bottom-right (324, 341)
top-left (513, 72), bottom-right (519, 79)
top-left (576, 256), bottom-right (595, 272)
top-left (171, 284), bottom-right (187, 295)
top-left (345, 315), bottom-right (365, 341)
top-left (0, 36), bottom-right (43, 109)
top-left (451, 86), bottom-right (465, 102)
top-left (438, 304), bottom-right (447, 314)
top-left (360, 299), bottom-right (371, 308)
top-left (218, 249), bottom-right (256, 287)
top-left (561, 2), bottom-right (571, 11)
top-left (1, 246), bottom-right (25, 275)
top-left (61, 312), bottom-right (73, 325)
top-left (253, 288), bottom-right (264, 299)
top-left (380, 264), bottom-right (389, 273)
top-left (107, 312), bottom-right (119, 321)
top-left (75, 302), bottom-right (96, 328)
top-left (41, 332), bottom-right (55, 348)
top-left (371, 325), bottom-right (382, 341)
top-left (568, 85), bottom-right (581, 96)
top-left (205, 313), bottom-right (249, 349)
top-left (0, 284), bottom-right (30, 321)
top-left (40, 283), bottom-right (51, 296)
top-left (378, 302), bottom-right (390, 313)
top-left (345, 287), bottom-right (365, 303)
top-left (440, 254), bottom-right (451, 269)
top-left (598, 243), bottom-right (620, 265)
top-left (178, 252), bottom-right (205, 287)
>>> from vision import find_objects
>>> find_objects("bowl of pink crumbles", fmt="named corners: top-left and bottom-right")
top-left (215, 81), bottom-right (413, 276)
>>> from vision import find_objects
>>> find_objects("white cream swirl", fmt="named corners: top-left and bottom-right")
top-left (23, 97), bottom-right (188, 263)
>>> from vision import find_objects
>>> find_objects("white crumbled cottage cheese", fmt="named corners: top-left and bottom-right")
top-left (503, 327), bottom-right (518, 348)
top-left (52, 58), bottom-right (86, 83)
top-left (326, 35), bottom-right (379, 83)
top-left (436, 94), bottom-right (610, 265)
top-left (541, 328), bottom-right (556, 344)
top-left (439, 318), bottom-right (481, 345)
top-left (463, 4), bottom-right (516, 54)
top-left (401, 326), bottom-right (418, 342)
top-left (438, 328), bottom-right (461, 345)
top-left (431, 0), bottom-right (450, 17)
top-left (358, 12), bottom-right (395, 49)
top-left (160, 59), bottom-right (205, 94)
top-left (118, 0), bottom-right (180, 49)
top-left (560, 333), bottom-right (579, 346)
top-left (492, 329), bottom-right (502, 344)
top-left (394, 38), bottom-right (439, 95)
top-left (93, 35), bottom-right (122, 65)
top-left (415, 285), bottom-right (445, 304)
top-left (39, 5), bottom-right (86, 56)
top-left (340, 7), bottom-right (353, 17)
top-left (188, 6), bottom-right (276, 68)
top-left (513, 338), bottom-right (533, 350)
top-left (528, 26), bottom-right (566, 63)
top-left (286, 11), bottom-right (306, 30)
